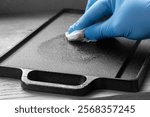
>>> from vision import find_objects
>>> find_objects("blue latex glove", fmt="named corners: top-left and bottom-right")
top-left (68, 0), bottom-right (150, 41)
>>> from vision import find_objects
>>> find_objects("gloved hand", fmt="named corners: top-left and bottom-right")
top-left (68, 0), bottom-right (150, 41)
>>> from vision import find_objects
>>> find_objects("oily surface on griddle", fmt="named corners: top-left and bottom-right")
top-left (39, 35), bottom-right (123, 64)
top-left (1, 13), bottom-right (136, 78)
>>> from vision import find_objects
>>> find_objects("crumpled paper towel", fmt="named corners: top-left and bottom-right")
top-left (65, 30), bottom-right (97, 42)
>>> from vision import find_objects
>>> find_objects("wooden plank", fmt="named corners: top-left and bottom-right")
top-left (92, 92), bottom-right (150, 100)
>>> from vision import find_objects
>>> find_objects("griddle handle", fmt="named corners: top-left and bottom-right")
top-left (21, 70), bottom-right (91, 95)
top-left (0, 66), bottom-right (22, 79)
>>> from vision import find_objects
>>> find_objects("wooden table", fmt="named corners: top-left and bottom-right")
top-left (0, 10), bottom-right (150, 100)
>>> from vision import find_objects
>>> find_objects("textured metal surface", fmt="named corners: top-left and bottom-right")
top-left (122, 40), bottom-right (150, 80)
top-left (0, 10), bottom-right (150, 97)
top-left (0, 12), bottom-right (56, 60)
top-left (1, 12), bottom-right (136, 78)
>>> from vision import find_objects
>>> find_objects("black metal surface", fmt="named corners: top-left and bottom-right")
top-left (0, 9), bottom-right (150, 96)
top-left (0, 10), bottom-right (65, 64)
top-left (21, 55), bottom-right (150, 96)
top-left (0, 66), bottom-right (22, 79)
top-left (20, 9), bottom-right (150, 95)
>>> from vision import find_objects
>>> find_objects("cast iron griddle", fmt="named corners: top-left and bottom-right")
top-left (0, 9), bottom-right (150, 95)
